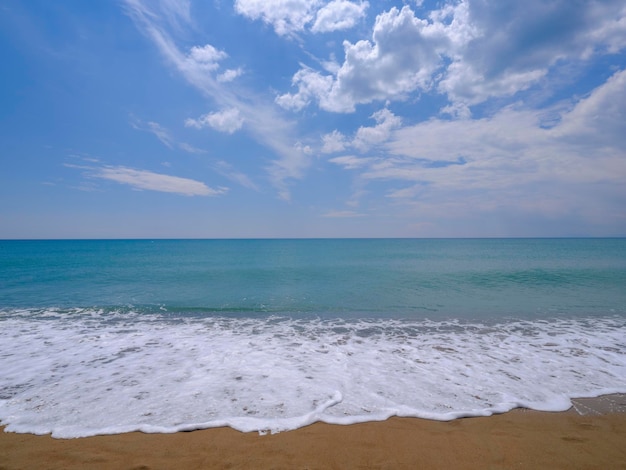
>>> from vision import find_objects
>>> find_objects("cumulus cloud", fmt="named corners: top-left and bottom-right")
top-left (311, 0), bottom-right (368, 33)
top-left (278, 1), bottom-right (626, 113)
top-left (321, 130), bottom-right (347, 153)
top-left (235, 0), bottom-right (368, 35)
top-left (234, 0), bottom-right (321, 36)
top-left (187, 44), bottom-right (227, 70)
top-left (278, 6), bottom-right (455, 112)
top-left (352, 108), bottom-right (402, 151)
top-left (185, 108), bottom-right (244, 134)
top-left (322, 108), bottom-right (401, 153)
top-left (217, 68), bottom-right (243, 82)
top-left (275, 67), bottom-right (333, 111)
top-left (88, 165), bottom-right (227, 196)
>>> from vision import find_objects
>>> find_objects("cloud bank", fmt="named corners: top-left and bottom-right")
top-left (278, 1), bottom-right (626, 113)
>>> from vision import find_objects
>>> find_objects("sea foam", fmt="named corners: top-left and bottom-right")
top-left (1, 309), bottom-right (625, 438)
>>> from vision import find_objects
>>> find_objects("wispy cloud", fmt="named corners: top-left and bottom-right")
top-left (321, 210), bottom-right (366, 218)
top-left (328, 155), bottom-right (373, 170)
top-left (213, 160), bottom-right (259, 191)
top-left (322, 69), bottom-right (626, 230)
top-left (145, 121), bottom-right (175, 148)
top-left (130, 116), bottom-right (206, 153)
top-left (94, 165), bottom-right (225, 196)
top-left (124, 0), bottom-right (311, 199)
top-left (67, 162), bottom-right (226, 196)
top-left (178, 142), bottom-right (207, 154)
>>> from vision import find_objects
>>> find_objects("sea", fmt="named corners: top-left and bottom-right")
top-left (1, 238), bottom-right (625, 438)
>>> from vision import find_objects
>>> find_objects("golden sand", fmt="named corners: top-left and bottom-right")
top-left (1, 399), bottom-right (626, 470)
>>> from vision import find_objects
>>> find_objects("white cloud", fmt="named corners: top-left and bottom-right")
top-left (234, 0), bottom-right (321, 36)
top-left (321, 130), bottom-right (347, 153)
top-left (235, 0), bottom-right (367, 36)
top-left (185, 108), bottom-right (244, 134)
top-left (439, 62), bottom-right (547, 108)
top-left (264, 141), bottom-right (311, 201)
top-left (159, 0), bottom-right (192, 29)
top-left (130, 117), bottom-right (207, 153)
top-left (588, 3), bottom-right (626, 54)
top-left (278, 1), bottom-right (626, 113)
top-left (311, 1), bottom-right (368, 33)
top-left (178, 142), bottom-right (207, 154)
top-left (278, 6), bottom-right (455, 112)
top-left (187, 44), bottom-right (227, 71)
top-left (217, 68), bottom-right (243, 82)
top-left (91, 165), bottom-right (227, 196)
top-left (120, 0), bottom-right (626, 234)
top-left (352, 108), bottom-right (401, 151)
top-left (124, 0), bottom-right (191, 32)
top-left (329, 155), bottom-right (373, 170)
top-left (213, 161), bottom-right (259, 191)
top-left (439, 0), bottom-right (626, 106)
top-left (125, 0), bottom-right (313, 200)
top-left (322, 108), bottom-right (401, 154)
top-left (332, 71), bottom-right (626, 227)
top-left (144, 121), bottom-right (175, 148)
top-left (275, 66), bottom-right (333, 111)
top-left (550, 68), bottom-right (626, 149)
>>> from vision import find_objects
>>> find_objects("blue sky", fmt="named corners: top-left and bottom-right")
top-left (1, 0), bottom-right (625, 238)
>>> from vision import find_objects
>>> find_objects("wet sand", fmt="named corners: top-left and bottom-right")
top-left (1, 395), bottom-right (625, 469)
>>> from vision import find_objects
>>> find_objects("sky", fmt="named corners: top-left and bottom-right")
top-left (1, 0), bottom-right (625, 238)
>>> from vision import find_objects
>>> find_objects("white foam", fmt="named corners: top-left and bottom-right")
top-left (1, 309), bottom-right (625, 438)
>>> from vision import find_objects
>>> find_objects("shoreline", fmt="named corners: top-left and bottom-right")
top-left (1, 395), bottom-right (625, 469)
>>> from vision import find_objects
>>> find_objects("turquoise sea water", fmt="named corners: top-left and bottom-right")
top-left (2, 238), bottom-right (625, 319)
top-left (1, 238), bottom-right (625, 437)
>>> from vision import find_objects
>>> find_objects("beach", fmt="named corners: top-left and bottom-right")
top-left (1, 396), bottom-right (625, 469)
top-left (2, 239), bottom-right (625, 468)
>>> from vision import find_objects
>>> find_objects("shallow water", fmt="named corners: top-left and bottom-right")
top-left (1, 239), bottom-right (625, 437)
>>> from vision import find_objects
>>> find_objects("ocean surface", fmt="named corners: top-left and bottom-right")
top-left (1, 238), bottom-right (625, 438)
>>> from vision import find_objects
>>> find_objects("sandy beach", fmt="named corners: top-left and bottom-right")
top-left (1, 395), bottom-right (625, 469)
